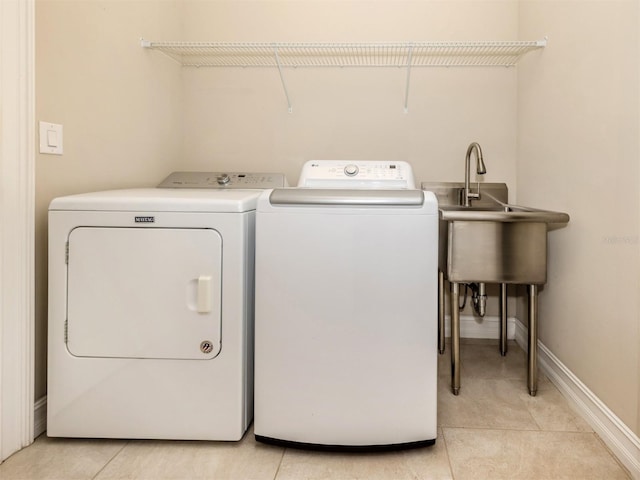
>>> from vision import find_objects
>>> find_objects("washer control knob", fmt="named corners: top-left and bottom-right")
top-left (344, 164), bottom-right (359, 177)
top-left (217, 174), bottom-right (231, 185)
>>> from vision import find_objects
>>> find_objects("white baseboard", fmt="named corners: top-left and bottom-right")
top-left (34, 396), bottom-right (46, 438)
top-left (514, 319), bottom-right (640, 479)
top-left (445, 314), bottom-right (517, 340)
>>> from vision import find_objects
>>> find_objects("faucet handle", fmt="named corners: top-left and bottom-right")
top-left (471, 181), bottom-right (483, 200)
top-left (459, 184), bottom-right (482, 206)
top-left (467, 189), bottom-right (481, 201)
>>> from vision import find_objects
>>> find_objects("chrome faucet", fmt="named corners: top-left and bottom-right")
top-left (463, 142), bottom-right (487, 207)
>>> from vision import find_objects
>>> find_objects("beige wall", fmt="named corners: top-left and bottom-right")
top-left (35, 0), bottom-right (640, 440)
top-left (179, 1), bottom-right (520, 188)
top-left (518, 0), bottom-right (640, 435)
top-left (35, 0), bottom-right (184, 398)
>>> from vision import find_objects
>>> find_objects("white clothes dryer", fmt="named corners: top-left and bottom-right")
top-left (47, 172), bottom-right (286, 441)
top-left (254, 161), bottom-right (438, 450)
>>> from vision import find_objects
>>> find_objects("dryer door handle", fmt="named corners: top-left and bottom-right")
top-left (197, 275), bottom-right (213, 313)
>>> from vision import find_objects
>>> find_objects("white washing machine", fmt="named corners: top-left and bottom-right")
top-left (47, 171), bottom-right (286, 440)
top-left (254, 160), bottom-right (439, 450)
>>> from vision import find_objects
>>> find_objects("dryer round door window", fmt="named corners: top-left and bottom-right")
top-left (66, 227), bottom-right (222, 360)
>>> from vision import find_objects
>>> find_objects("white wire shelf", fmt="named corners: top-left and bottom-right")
top-left (141, 39), bottom-right (546, 112)
top-left (141, 39), bottom-right (547, 68)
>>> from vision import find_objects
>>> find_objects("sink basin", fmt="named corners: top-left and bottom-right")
top-left (421, 182), bottom-right (570, 397)
top-left (422, 182), bottom-right (570, 284)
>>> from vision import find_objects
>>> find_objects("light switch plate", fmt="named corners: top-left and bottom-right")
top-left (39, 121), bottom-right (63, 155)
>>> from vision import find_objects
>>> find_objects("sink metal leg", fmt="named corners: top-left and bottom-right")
top-left (438, 270), bottom-right (445, 354)
top-left (450, 282), bottom-right (461, 395)
top-left (499, 283), bottom-right (508, 356)
top-left (527, 284), bottom-right (538, 396)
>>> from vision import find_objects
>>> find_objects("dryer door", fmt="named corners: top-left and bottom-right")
top-left (66, 227), bottom-right (222, 360)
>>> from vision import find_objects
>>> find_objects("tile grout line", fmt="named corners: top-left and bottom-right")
top-left (271, 447), bottom-right (287, 480)
top-left (91, 440), bottom-right (130, 480)
top-left (440, 425), bottom-right (607, 437)
top-left (440, 426), bottom-right (631, 480)
top-left (439, 428), bottom-right (457, 480)
top-left (522, 395), bottom-right (545, 432)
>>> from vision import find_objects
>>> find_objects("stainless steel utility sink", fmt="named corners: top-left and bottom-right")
top-left (423, 182), bottom-right (569, 284)
top-left (421, 181), bottom-right (570, 397)
top-left (439, 201), bottom-right (569, 285)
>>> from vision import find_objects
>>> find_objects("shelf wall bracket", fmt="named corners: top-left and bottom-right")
top-left (403, 44), bottom-right (414, 114)
top-left (273, 46), bottom-right (293, 113)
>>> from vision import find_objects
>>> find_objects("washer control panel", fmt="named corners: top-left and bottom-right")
top-left (297, 160), bottom-right (415, 189)
top-left (158, 171), bottom-right (288, 189)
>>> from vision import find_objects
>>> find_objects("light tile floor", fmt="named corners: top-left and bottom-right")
top-left (0, 341), bottom-right (631, 480)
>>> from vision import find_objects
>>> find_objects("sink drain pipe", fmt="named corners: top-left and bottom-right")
top-left (458, 282), bottom-right (487, 317)
top-left (472, 282), bottom-right (487, 317)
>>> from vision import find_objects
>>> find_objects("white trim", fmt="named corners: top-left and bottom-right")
top-left (514, 319), bottom-right (640, 479)
top-left (514, 317), bottom-right (528, 349)
top-left (34, 397), bottom-right (47, 439)
top-left (444, 314), bottom-right (517, 340)
top-left (0, 0), bottom-right (36, 463)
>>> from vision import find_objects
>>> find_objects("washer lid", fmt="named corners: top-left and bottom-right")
top-left (49, 188), bottom-right (263, 213)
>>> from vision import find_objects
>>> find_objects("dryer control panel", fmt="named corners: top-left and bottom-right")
top-left (158, 171), bottom-right (288, 189)
top-left (297, 160), bottom-right (415, 189)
